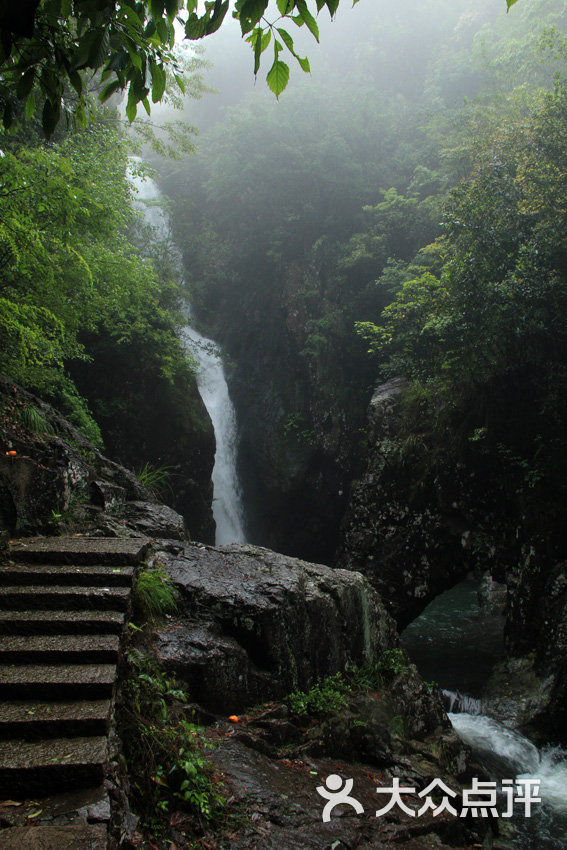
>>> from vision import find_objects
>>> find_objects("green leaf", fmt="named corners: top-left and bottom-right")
top-left (276, 27), bottom-right (295, 53)
top-left (142, 96), bottom-right (151, 115)
top-left (16, 69), bottom-right (35, 99)
top-left (126, 98), bottom-right (137, 122)
top-left (127, 48), bottom-right (143, 72)
top-left (164, 0), bottom-right (180, 18)
top-left (67, 68), bottom-right (83, 95)
top-left (42, 97), bottom-right (61, 138)
top-left (185, 13), bottom-right (206, 38)
top-left (506, 0), bottom-right (519, 7)
top-left (239, 0), bottom-right (268, 34)
top-left (151, 63), bottom-right (167, 102)
top-left (266, 58), bottom-right (289, 97)
top-left (25, 92), bottom-right (35, 119)
top-left (295, 0), bottom-right (319, 41)
top-left (174, 74), bottom-right (185, 93)
top-left (100, 79), bottom-right (121, 102)
top-left (277, 0), bottom-right (294, 13)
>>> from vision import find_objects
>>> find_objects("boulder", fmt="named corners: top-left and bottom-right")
top-left (153, 542), bottom-right (399, 712)
top-left (336, 378), bottom-right (473, 628)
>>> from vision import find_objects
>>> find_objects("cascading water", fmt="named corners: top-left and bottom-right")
top-left (401, 575), bottom-right (567, 848)
top-left (128, 157), bottom-right (246, 545)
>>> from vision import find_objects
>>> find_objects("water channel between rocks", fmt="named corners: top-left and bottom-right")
top-left (401, 575), bottom-right (567, 848)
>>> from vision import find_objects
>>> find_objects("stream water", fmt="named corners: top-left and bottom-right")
top-left (128, 158), bottom-right (246, 545)
top-left (402, 576), bottom-right (567, 848)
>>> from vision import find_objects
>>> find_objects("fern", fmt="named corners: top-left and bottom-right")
top-left (14, 404), bottom-right (56, 436)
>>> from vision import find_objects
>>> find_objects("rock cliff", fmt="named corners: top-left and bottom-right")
top-left (0, 375), bottom-right (203, 541)
top-left (337, 376), bottom-right (567, 742)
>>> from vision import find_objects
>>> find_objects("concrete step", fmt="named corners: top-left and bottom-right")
top-left (0, 585), bottom-right (130, 611)
top-left (10, 536), bottom-right (149, 566)
top-left (0, 699), bottom-right (111, 739)
top-left (0, 735), bottom-right (108, 797)
top-left (0, 609), bottom-right (126, 635)
top-left (0, 563), bottom-right (134, 587)
top-left (0, 663), bottom-right (116, 700)
top-left (0, 634), bottom-right (120, 663)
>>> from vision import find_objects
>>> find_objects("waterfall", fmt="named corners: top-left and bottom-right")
top-left (442, 689), bottom-right (483, 715)
top-left (128, 157), bottom-right (246, 545)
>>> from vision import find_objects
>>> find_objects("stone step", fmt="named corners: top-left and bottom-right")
top-left (0, 609), bottom-right (125, 635)
top-left (0, 585), bottom-right (130, 611)
top-left (0, 823), bottom-right (107, 849)
top-left (10, 536), bottom-right (149, 566)
top-left (0, 699), bottom-right (111, 739)
top-left (0, 634), bottom-right (120, 663)
top-left (0, 735), bottom-right (108, 797)
top-left (0, 563), bottom-right (134, 587)
top-left (0, 663), bottom-right (116, 700)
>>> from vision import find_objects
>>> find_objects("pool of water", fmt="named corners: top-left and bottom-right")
top-left (401, 574), bottom-right (505, 696)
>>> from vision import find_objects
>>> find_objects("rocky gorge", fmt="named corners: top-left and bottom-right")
top-left (0, 374), bottom-right (496, 849)
top-left (337, 376), bottom-right (567, 746)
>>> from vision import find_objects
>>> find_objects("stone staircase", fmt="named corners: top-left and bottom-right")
top-left (0, 536), bottom-right (149, 846)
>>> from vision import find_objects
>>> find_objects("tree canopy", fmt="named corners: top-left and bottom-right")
top-left (0, 0), bottom-right (519, 138)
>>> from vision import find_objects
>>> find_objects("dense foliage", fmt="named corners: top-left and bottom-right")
top-left (0, 116), bottom-right (202, 456)
top-left (153, 0), bottom-right (567, 554)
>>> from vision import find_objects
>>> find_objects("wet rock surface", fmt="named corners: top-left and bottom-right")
top-left (153, 542), bottom-right (398, 712)
top-left (336, 379), bottom-right (473, 629)
top-left (337, 377), bottom-right (567, 744)
top-left (0, 375), bottom-right (204, 542)
top-left (199, 684), bottom-right (487, 850)
top-left (501, 555), bottom-right (567, 740)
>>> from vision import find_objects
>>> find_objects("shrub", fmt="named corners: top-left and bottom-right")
top-left (287, 672), bottom-right (350, 718)
top-left (118, 650), bottom-right (224, 833)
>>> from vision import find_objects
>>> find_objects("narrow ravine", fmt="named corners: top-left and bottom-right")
top-left (402, 576), bottom-right (567, 848)
top-left (129, 158), bottom-right (246, 545)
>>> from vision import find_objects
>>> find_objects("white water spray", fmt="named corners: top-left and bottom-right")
top-left (448, 712), bottom-right (567, 814)
top-left (128, 158), bottom-right (246, 545)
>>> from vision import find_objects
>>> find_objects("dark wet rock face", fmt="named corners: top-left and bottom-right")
top-left (0, 375), bottom-right (212, 542)
top-left (0, 376), bottom-right (190, 541)
top-left (153, 543), bottom-right (399, 712)
top-left (336, 379), bottom-right (472, 629)
top-left (146, 543), bottom-right (488, 848)
top-left (502, 554), bottom-right (567, 740)
top-left (202, 683), bottom-right (487, 850)
top-left (337, 377), bottom-right (567, 742)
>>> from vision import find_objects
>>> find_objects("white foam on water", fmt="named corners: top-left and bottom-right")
top-left (449, 712), bottom-right (567, 813)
